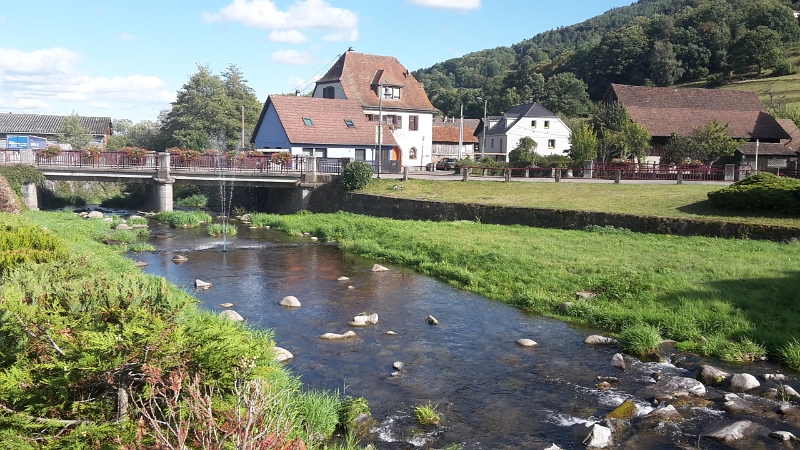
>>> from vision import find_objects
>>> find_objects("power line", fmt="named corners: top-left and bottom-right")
top-left (292, 52), bottom-right (342, 94)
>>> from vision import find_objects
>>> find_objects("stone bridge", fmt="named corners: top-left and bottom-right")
top-left (2, 150), bottom-right (344, 212)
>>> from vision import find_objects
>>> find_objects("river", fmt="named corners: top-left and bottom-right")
top-left (132, 220), bottom-right (800, 449)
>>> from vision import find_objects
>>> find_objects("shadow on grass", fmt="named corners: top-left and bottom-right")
top-left (677, 199), bottom-right (800, 222)
top-left (655, 270), bottom-right (800, 356)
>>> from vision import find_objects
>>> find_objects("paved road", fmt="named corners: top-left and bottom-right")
top-left (373, 169), bottom-right (733, 185)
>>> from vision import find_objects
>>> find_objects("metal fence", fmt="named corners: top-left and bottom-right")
top-left (365, 160), bottom-right (401, 174)
top-left (34, 150), bottom-right (159, 169)
top-left (454, 162), bottom-right (730, 181)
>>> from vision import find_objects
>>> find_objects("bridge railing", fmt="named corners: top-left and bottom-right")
top-left (33, 150), bottom-right (159, 169)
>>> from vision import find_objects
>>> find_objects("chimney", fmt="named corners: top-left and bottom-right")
top-left (348, 46), bottom-right (354, 52)
top-left (529, 97), bottom-right (535, 104)
top-left (295, 90), bottom-right (301, 96)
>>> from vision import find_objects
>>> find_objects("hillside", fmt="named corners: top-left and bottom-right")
top-left (415, 0), bottom-right (800, 118)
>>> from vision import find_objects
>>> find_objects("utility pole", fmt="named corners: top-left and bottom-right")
top-left (377, 81), bottom-right (385, 178)
top-left (477, 97), bottom-right (488, 160)
top-left (458, 104), bottom-right (464, 160)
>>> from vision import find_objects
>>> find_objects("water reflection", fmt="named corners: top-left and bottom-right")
top-left (135, 223), bottom-right (798, 449)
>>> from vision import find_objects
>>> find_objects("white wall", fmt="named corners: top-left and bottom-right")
top-left (363, 108), bottom-right (434, 169)
top-left (489, 116), bottom-right (571, 161)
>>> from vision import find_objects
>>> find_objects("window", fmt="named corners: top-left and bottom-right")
top-left (355, 149), bottom-right (366, 160)
top-left (548, 139), bottom-right (556, 149)
top-left (365, 114), bottom-right (375, 121)
top-left (409, 147), bottom-right (418, 160)
top-left (322, 86), bottom-right (335, 99)
top-left (500, 138), bottom-right (503, 150)
top-left (409, 115), bottom-right (419, 131)
top-left (382, 86), bottom-right (401, 99)
top-left (384, 115), bottom-right (402, 130)
top-left (302, 117), bottom-right (313, 126)
top-left (531, 120), bottom-right (537, 129)
top-left (344, 119), bottom-right (355, 128)
top-left (302, 148), bottom-right (327, 158)
top-left (544, 120), bottom-right (550, 129)
top-left (491, 138), bottom-right (494, 148)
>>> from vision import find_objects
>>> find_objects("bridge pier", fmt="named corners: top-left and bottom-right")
top-left (21, 183), bottom-right (39, 210)
top-left (146, 152), bottom-right (175, 212)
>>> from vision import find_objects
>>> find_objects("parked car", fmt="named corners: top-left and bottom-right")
top-left (435, 157), bottom-right (458, 171)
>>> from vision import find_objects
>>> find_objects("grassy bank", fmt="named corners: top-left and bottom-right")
top-left (252, 211), bottom-right (800, 369)
top-left (0, 211), bottom-right (359, 449)
top-left (360, 179), bottom-right (800, 228)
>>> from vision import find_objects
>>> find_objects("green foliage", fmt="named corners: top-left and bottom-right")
top-left (207, 223), bottom-right (237, 236)
top-left (338, 396), bottom-right (370, 433)
top-left (621, 121), bottom-right (652, 162)
top-left (298, 389), bottom-right (341, 445)
top-left (414, 402), bottom-right (441, 426)
top-left (99, 184), bottom-right (147, 209)
top-left (538, 154), bottom-right (572, 168)
top-left (56, 112), bottom-right (92, 150)
top-left (566, 119), bottom-right (599, 163)
top-left (693, 120), bottom-right (743, 164)
top-left (128, 243), bottom-right (155, 252)
top-left (779, 340), bottom-right (800, 370)
top-left (341, 161), bottom-right (373, 191)
top-left (175, 193), bottom-right (208, 208)
top-left (707, 172), bottom-right (800, 212)
top-left (660, 133), bottom-right (703, 165)
top-left (508, 136), bottom-right (538, 168)
top-left (619, 324), bottom-right (663, 355)
top-left (154, 211), bottom-right (212, 228)
top-left (0, 165), bottom-right (45, 196)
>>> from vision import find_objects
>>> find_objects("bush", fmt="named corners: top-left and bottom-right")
top-left (619, 324), bottom-right (662, 355)
top-left (0, 165), bottom-right (45, 193)
top-left (707, 172), bottom-right (800, 213)
top-left (341, 161), bottom-right (373, 191)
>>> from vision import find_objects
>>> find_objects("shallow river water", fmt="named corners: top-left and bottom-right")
top-left (133, 221), bottom-right (800, 450)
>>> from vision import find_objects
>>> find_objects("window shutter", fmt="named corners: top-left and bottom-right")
top-left (396, 116), bottom-right (403, 129)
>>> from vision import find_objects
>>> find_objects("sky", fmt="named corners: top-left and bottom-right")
top-left (0, 0), bottom-right (635, 124)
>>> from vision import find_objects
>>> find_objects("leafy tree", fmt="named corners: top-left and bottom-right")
top-left (508, 136), bottom-right (538, 167)
top-left (592, 102), bottom-right (629, 140)
top-left (649, 40), bottom-right (685, 86)
top-left (730, 26), bottom-right (786, 76)
top-left (106, 134), bottom-right (131, 151)
top-left (586, 25), bottom-right (649, 97)
top-left (502, 60), bottom-right (545, 104)
top-left (542, 72), bottom-right (592, 117)
top-left (621, 121), bottom-right (652, 162)
top-left (57, 112), bottom-right (91, 150)
top-left (159, 64), bottom-right (261, 151)
top-left (693, 120), bottom-right (742, 164)
top-left (128, 120), bottom-right (161, 150)
top-left (566, 119), bottom-right (599, 163)
top-left (660, 133), bottom-right (703, 164)
top-left (743, 0), bottom-right (800, 42)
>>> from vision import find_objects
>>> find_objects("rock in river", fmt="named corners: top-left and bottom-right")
top-left (320, 331), bottom-right (357, 340)
top-left (171, 255), bottom-right (188, 263)
top-left (219, 310), bottom-right (244, 322)
top-left (702, 420), bottom-right (761, 442)
top-left (730, 373), bottom-right (760, 392)
top-left (426, 315), bottom-right (439, 325)
top-left (279, 296), bottom-right (301, 307)
top-left (273, 347), bottom-right (293, 363)
top-left (584, 335), bottom-right (618, 345)
top-left (644, 376), bottom-right (706, 401)
top-left (371, 264), bottom-right (389, 272)
top-left (195, 279), bottom-right (212, 289)
top-left (698, 364), bottom-right (729, 385)
top-left (516, 339), bottom-right (538, 348)
top-left (572, 423), bottom-right (612, 448)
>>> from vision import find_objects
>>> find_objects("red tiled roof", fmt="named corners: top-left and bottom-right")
top-left (777, 118), bottom-right (800, 148)
top-left (268, 95), bottom-right (397, 147)
top-left (605, 84), bottom-right (789, 140)
top-left (738, 142), bottom-right (798, 156)
top-left (318, 50), bottom-right (436, 112)
top-left (432, 124), bottom-right (478, 143)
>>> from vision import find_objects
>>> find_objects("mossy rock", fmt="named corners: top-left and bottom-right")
top-left (606, 398), bottom-right (637, 419)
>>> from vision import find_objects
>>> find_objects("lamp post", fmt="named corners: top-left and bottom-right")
top-left (476, 96), bottom-right (487, 161)
top-left (377, 81), bottom-right (385, 179)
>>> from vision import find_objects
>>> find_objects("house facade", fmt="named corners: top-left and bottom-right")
top-left (251, 95), bottom-right (397, 161)
top-left (475, 102), bottom-right (571, 162)
top-left (311, 49), bottom-right (437, 170)
top-left (431, 117), bottom-right (479, 162)
top-left (603, 84), bottom-right (791, 164)
top-left (0, 113), bottom-right (111, 150)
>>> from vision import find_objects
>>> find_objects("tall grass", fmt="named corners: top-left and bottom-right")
top-left (207, 223), bottom-right (238, 236)
top-left (154, 211), bottom-right (212, 228)
top-left (252, 211), bottom-right (800, 367)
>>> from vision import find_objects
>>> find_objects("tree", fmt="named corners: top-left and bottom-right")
top-left (542, 72), bottom-right (592, 117)
top-left (660, 133), bottom-right (703, 164)
top-left (693, 120), bottom-right (742, 164)
top-left (649, 40), bottom-right (684, 86)
top-left (502, 60), bottom-right (545, 104)
top-left (621, 121), bottom-right (651, 162)
top-left (128, 120), bottom-right (161, 150)
top-left (159, 64), bottom-right (261, 151)
top-left (508, 137), bottom-right (538, 167)
top-left (57, 112), bottom-right (91, 150)
top-left (730, 26), bottom-right (785, 76)
top-left (566, 119), bottom-right (598, 163)
top-left (586, 25), bottom-right (649, 96)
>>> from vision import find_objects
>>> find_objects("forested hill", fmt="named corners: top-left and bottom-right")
top-left (413, 0), bottom-right (800, 119)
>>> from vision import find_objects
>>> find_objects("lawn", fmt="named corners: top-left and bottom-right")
top-left (360, 179), bottom-right (800, 228)
top-left (253, 212), bottom-right (800, 369)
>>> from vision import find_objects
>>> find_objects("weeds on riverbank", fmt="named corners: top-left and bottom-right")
top-left (414, 402), bottom-right (441, 426)
top-left (0, 211), bottom-right (363, 448)
top-left (253, 211), bottom-right (800, 369)
top-left (155, 210), bottom-right (212, 228)
top-left (208, 223), bottom-right (238, 236)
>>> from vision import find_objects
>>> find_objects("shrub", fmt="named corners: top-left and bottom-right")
top-left (0, 165), bottom-right (45, 193)
top-left (707, 172), bottom-right (800, 213)
top-left (341, 161), bottom-right (373, 191)
top-left (175, 193), bottom-right (208, 208)
top-left (619, 324), bottom-right (662, 355)
top-left (154, 211), bottom-right (212, 228)
top-left (780, 340), bottom-right (800, 370)
top-left (414, 402), bottom-right (441, 426)
top-left (207, 223), bottom-right (237, 236)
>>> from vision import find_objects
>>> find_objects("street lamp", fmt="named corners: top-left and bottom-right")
top-left (476, 96), bottom-right (488, 161)
top-left (377, 81), bottom-right (385, 179)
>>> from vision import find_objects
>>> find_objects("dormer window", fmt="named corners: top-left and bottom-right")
top-left (302, 117), bottom-right (313, 126)
top-left (344, 119), bottom-right (355, 128)
top-left (322, 86), bottom-right (335, 99)
top-left (382, 86), bottom-right (401, 99)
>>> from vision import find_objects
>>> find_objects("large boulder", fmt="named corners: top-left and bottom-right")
top-left (87, 210), bottom-right (104, 219)
top-left (319, 331), bottom-right (357, 340)
top-left (644, 376), bottom-right (706, 402)
top-left (572, 423), bottom-right (613, 448)
top-left (516, 339), bottom-right (538, 348)
top-left (585, 335), bottom-right (618, 345)
top-left (636, 405), bottom-right (684, 428)
top-left (219, 310), bottom-right (244, 322)
top-left (702, 420), bottom-right (760, 442)
top-left (606, 399), bottom-right (637, 420)
top-left (698, 365), bottom-right (729, 385)
top-left (730, 373), bottom-right (760, 393)
top-left (279, 296), bottom-right (301, 307)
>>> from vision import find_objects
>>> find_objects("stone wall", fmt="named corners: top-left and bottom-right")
top-left (307, 185), bottom-right (800, 242)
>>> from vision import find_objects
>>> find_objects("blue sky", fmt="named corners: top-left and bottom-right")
top-left (0, 0), bottom-right (634, 123)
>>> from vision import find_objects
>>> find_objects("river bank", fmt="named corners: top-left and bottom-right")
top-left (0, 211), bottom-right (359, 449)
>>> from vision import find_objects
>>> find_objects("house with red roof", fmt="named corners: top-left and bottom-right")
top-left (432, 117), bottom-right (479, 162)
top-left (311, 48), bottom-right (438, 170)
top-left (251, 95), bottom-right (396, 162)
top-left (603, 84), bottom-right (793, 167)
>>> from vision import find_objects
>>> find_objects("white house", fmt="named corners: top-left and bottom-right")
top-left (475, 102), bottom-right (571, 162)
top-left (251, 95), bottom-right (397, 161)
top-left (311, 48), bottom-right (438, 170)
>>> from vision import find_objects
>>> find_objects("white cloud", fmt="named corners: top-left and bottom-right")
top-left (118, 33), bottom-right (135, 41)
top-left (408, 0), bottom-right (481, 11)
top-left (269, 30), bottom-right (308, 43)
top-left (0, 46), bottom-right (173, 119)
top-left (204, 0), bottom-right (358, 41)
top-left (271, 49), bottom-right (315, 65)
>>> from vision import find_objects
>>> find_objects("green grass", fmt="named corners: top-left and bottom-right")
top-left (127, 216), bottom-right (148, 226)
top-left (360, 179), bottom-right (800, 228)
top-left (175, 193), bottom-right (208, 208)
top-left (208, 223), bottom-right (238, 236)
top-left (253, 211), bottom-right (800, 369)
top-left (154, 210), bottom-right (212, 228)
top-left (619, 324), bottom-right (662, 355)
top-left (128, 242), bottom-right (155, 252)
top-left (414, 402), bottom-right (441, 426)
